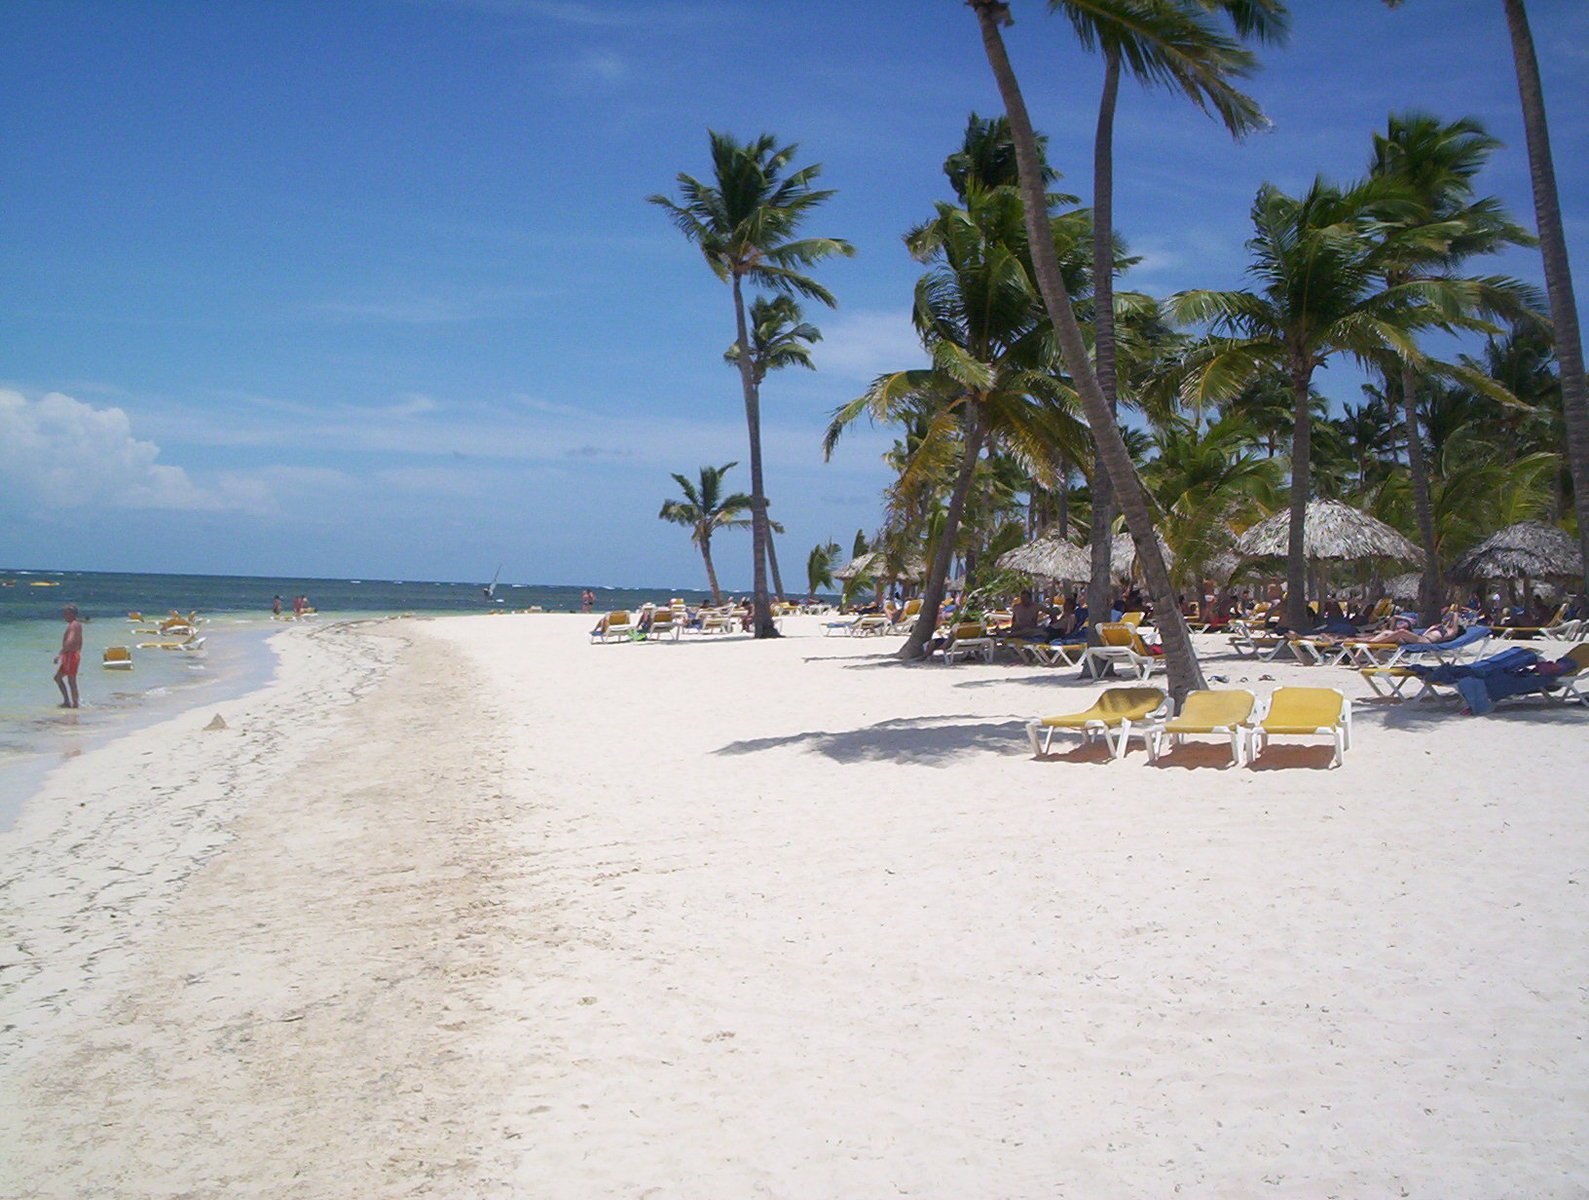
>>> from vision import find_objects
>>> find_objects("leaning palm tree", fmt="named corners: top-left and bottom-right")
top-left (1172, 176), bottom-right (1490, 629)
top-left (806, 539), bottom-right (841, 599)
top-left (825, 184), bottom-right (1084, 660)
top-left (1055, 0), bottom-right (1287, 637)
top-left (966, 0), bottom-right (1206, 699)
top-left (1385, 0), bottom-right (1589, 604)
top-left (725, 294), bottom-right (824, 600)
top-left (650, 132), bottom-right (854, 636)
top-left (1368, 111), bottom-right (1535, 622)
top-left (658, 463), bottom-right (753, 605)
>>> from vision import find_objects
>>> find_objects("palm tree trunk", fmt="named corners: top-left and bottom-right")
top-left (1086, 46), bottom-right (1122, 640)
top-left (701, 535), bottom-right (723, 605)
top-left (1396, 360), bottom-right (1443, 624)
top-left (730, 274), bottom-right (777, 637)
top-left (1285, 359), bottom-right (1314, 631)
top-left (1505, 0), bottom-right (1589, 604)
top-left (1056, 464), bottom-right (1070, 538)
top-left (764, 525), bottom-right (785, 599)
top-left (902, 405), bottom-right (986, 661)
top-left (970, 0), bottom-right (1205, 701)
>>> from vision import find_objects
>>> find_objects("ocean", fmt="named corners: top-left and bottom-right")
top-left (0, 567), bottom-right (720, 827)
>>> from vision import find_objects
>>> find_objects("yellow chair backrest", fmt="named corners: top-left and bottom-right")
top-left (1175, 689), bottom-right (1254, 728)
top-left (608, 611), bottom-right (630, 625)
top-left (1098, 622), bottom-right (1137, 649)
top-left (952, 622), bottom-right (984, 640)
top-left (1094, 687), bottom-right (1166, 720)
top-left (103, 646), bottom-right (132, 663)
top-left (1264, 687), bottom-right (1344, 729)
top-left (1120, 611), bottom-right (1145, 627)
top-left (651, 611), bottom-right (673, 625)
top-left (1564, 645), bottom-right (1589, 672)
top-left (902, 598), bottom-right (922, 616)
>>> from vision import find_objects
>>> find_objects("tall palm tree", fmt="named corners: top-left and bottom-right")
top-left (725, 294), bottom-right (824, 600)
top-left (967, 0), bottom-right (1206, 699)
top-left (806, 539), bottom-right (841, 599)
top-left (1368, 111), bottom-right (1535, 622)
top-left (658, 463), bottom-right (753, 605)
top-left (1055, 0), bottom-right (1287, 636)
top-left (825, 184), bottom-right (1083, 660)
top-left (1385, 0), bottom-right (1589, 603)
top-left (1172, 176), bottom-right (1485, 628)
top-left (650, 132), bottom-right (854, 636)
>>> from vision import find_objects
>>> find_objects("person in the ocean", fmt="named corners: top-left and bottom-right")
top-left (54, 603), bottom-right (83, 709)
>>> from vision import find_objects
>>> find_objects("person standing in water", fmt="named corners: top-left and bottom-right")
top-left (54, 603), bottom-right (83, 709)
top-left (271, 595), bottom-right (283, 616)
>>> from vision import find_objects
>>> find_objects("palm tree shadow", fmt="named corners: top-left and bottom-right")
top-left (715, 716), bottom-right (1027, 765)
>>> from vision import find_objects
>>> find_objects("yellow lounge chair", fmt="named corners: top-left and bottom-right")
top-left (1025, 686), bottom-right (1168, 759)
top-left (591, 611), bottom-right (634, 642)
top-left (102, 646), bottom-right (134, 670)
top-left (1145, 689), bottom-right (1255, 766)
top-left (1079, 622), bottom-right (1165, 680)
top-left (942, 622), bottom-right (994, 664)
top-left (1119, 610), bottom-right (1146, 628)
top-left (646, 611), bottom-right (680, 641)
top-left (1247, 687), bottom-right (1352, 767)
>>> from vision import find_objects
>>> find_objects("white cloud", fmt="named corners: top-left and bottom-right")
top-left (811, 310), bottom-right (925, 381)
top-left (0, 390), bottom-right (258, 513)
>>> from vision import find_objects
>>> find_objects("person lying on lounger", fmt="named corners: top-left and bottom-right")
top-left (1313, 609), bottom-right (1463, 647)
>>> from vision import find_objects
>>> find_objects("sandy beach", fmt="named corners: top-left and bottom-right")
top-left (2, 613), bottom-right (1586, 1197)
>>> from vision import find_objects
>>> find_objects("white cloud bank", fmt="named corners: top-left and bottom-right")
top-left (0, 389), bottom-right (262, 512)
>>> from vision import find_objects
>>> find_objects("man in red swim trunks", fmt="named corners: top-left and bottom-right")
top-left (54, 603), bottom-right (83, 709)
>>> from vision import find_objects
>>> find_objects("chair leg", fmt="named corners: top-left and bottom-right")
top-left (1026, 721), bottom-right (1044, 756)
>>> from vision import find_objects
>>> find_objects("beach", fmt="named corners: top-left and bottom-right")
top-left (2, 614), bottom-right (1586, 1197)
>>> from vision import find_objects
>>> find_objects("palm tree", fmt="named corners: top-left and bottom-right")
top-left (725, 294), bottom-right (824, 600)
top-left (966, 0), bottom-right (1206, 700)
top-left (1054, 0), bottom-right (1287, 638)
top-left (806, 539), bottom-right (841, 600)
top-left (650, 132), bottom-right (854, 636)
top-left (658, 463), bottom-right (753, 605)
top-left (1385, 0), bottom-right (1589, 604)
top-left (825, 184), bottom-right (1083, 660)
top-left (1172, 176), bottom-right (1484, 629)
top-left (1368, 111), bottom-right (1535, 622)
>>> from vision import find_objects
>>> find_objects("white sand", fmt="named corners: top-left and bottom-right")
top-left (2, 613), bottom-right (1586, 1198)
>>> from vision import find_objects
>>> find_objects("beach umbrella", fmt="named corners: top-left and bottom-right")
top-left (1109, 530), bottom-right (1175, 581)
top-left (1450, 521), bottom-right (1583, 583)
top-left (1235, 499), bottom-right (1423, 565)
top-left (997, 533), bottom-right (1092, 581)
top-left (1386, 572), bottom-right (1421, 602)
top-left (833, 550), bottom-right (927, 583)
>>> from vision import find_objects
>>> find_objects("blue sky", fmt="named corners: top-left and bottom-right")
top-left (3, 0), bottom-right (1585, 589)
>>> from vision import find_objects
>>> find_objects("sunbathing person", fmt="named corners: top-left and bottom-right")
top-left (1320, 609), bottom-right (1462, 647)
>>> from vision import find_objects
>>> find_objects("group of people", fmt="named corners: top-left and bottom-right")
top-left (270, 594), bottom-right (313, 617)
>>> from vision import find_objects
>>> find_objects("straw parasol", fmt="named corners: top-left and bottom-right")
top-left (1386, 572), bottom-right (1421, 602)
top-left (1109, 530), bottom-right (1175, 581)
top-left (1450, 521), bottom-right (1583, 583)
top-left (833, 550), bottom-right (926, 583)
top-left (998, 533), bottom-right (1092, 581)
top-left (1235, 499), bottom-right (1423, 565)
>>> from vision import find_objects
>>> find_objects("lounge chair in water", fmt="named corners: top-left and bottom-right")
top-left (1144, 689), bottom-right (1256, 766)
top-left (102, 646), bottom-right (134, 670)
top-left (1025, 686), bottom-right (1168, 759)
top-left (1246, 687), bottom-right (1352, 767)
top-left (1079, 622), bottom-right (1164, 680)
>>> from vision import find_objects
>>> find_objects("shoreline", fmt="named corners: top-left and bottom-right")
top-left (2, 613), bottom-right (1586, 1196)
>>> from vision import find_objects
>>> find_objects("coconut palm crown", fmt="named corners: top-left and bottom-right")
top-left (649, 132), bottom-right (854, 637)
top-left (658, 463), bottom-right (753, 606)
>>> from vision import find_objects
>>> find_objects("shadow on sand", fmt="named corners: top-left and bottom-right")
top-left (715, 716), bottom-right (1027, 766)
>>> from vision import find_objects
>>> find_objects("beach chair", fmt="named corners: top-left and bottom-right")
top-left (1357, 664), bottom-right (1429, 700)
top-left (1495, 604), bottom-right (1567, 640)
top-left (1227, 619), bottom-right (1288, 661)
top-left (646, 610), bottom-right (680, 641)
top-left (1144, 689), bottom-right (1256, 766)
top-left (1004, 633), bottom-right (1088, 668)
top-left (942, 622), bottom-right (995, 664)
top-left (1343, 625), bottom-right (1491, 669)
top-left (888, 598), bottom-right (923, 632)
top-left (1079, 622), bottom-right (1165, 680)
top-left (1119, 611), bottom-right (1146, 628)
top-left (1246, 687), bottom-right (1352, 767)
top-left (1286, 635), bottom-right (1350, 666)
top-left (102, 646), bottom-right (134, 670)
top-left (1025, 686), bottom-right (1168, 759)
top-left (591, 611), bottom-right (634, 643)
top-left (698, 607), bottom-right (738, 635)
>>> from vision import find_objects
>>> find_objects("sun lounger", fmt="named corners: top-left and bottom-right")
top-left (1026, 686), bottom-right (1168, 759)
top-left (1079, 622), bottom-right (1165, 680)
top-left (1286, 635), bottom-right (1351, 666)
top-left (1227, 619), bottom-right (1288, 661)
top-left (1145, 689), bottom-right (1256, 766)
top-left (591, 611), bottom-right (634, 643)
top-left (1404, 644), bottom-right (1589, 712)
top-left (888, 598), bottom-right (923, 632)
top-left (1246, 687), bottom-right (1352, 767)
top-left (1342, 625), bottom-right (1491, 668)
top-left (102, 646), bottom-right (133, 670)
top-left (998, 634), bottom-right (1088, 667)
top-left (646, 611), bottom-right (681, 641)
top-left (942, 622), bottom-right (994, 664)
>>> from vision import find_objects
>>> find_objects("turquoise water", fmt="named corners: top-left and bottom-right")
top-left (0, 568), bottom-right (720, 828)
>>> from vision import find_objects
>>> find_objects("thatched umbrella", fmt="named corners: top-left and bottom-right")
top-left (1451, 521), bottom-right (1583, 614)
top-left (1386, 572), bottom-right (1421, 602)
top-left (1236, 499), bottom-right (1422, 612)
top-left (1108, 531), bottom-right (1175, 581)
top-left (833, 550), bottom-right (926, 583)
top-left (1236, 500), bottom-right (1423, 564)
top-left (998, 534), bottom-right (1092, 581)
